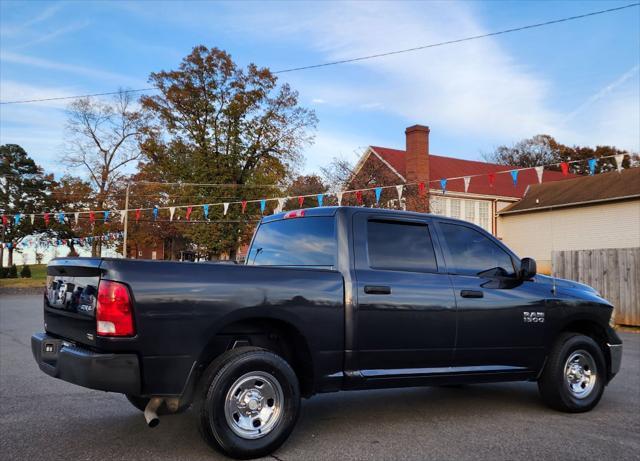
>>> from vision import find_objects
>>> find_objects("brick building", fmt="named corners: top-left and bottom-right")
top-left (346, 124), bottom-right (569, 235)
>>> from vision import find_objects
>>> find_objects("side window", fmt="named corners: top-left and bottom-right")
top-left (367, 220), bottom-right (438, 272)
top-left (440, 223), bottom-right (515, 276)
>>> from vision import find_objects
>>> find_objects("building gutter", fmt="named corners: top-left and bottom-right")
top-left (498, 194), bottom-right (640, 215)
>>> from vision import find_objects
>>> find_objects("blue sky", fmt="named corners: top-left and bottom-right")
top-left (1, 0), bottom-right (638, 178)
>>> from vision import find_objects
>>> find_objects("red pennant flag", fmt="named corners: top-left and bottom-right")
top-left (298, 196), bottom-right (304, 207)
top-left (418, 182), bottom-right (425, 195)
top-left (356, 190), bottom-right (363, 205)
top-left (44, 213), bottom-right (50, 226)
top-left (488, 173), bottom-right (496, 187)
top-left (241, 200), bottom-right (247, 214)
top-left (185, 207), bottom-right (193, 221)
top-left (561, 162), bottom-right (569, 176)
top-left (89, 211), bottom-right (95, 224)
top-left (1, 215), bottom-right (7, 226)
top-left (135, 209), bottom-right (141, 222)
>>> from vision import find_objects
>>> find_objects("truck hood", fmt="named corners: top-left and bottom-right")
top-left (535, 274), bottom-right (599, 294)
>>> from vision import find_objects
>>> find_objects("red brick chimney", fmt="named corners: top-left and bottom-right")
top-left (405, 124), bottom-right (430, 182)
top-left (405, 125), bottom-right (430, 212)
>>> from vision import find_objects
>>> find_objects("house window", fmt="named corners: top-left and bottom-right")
top-left (465, 200), bottom-right (475, 223)
top-left (450, 199), bottom-right (461, 219)
top-left (430, 196), bottom-right (444, 215)
top-left (479, 201), bottom-right (490, 232)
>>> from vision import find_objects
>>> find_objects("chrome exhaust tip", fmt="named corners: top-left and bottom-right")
top-left (144, 397), bottom-right (163, 428)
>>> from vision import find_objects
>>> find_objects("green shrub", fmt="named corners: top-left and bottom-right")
top-left (0, 267), bottom-right (6, 278)
top-left (20, 265), bottom-right (32, 278)
top-left (8, 264), bottom-right (18, 278)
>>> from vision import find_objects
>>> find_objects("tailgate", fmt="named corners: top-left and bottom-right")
top-left (45, 258), bottom-right (104, 347)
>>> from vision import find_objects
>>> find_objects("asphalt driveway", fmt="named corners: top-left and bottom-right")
top-left (1, 293), bottom-right (638, 460)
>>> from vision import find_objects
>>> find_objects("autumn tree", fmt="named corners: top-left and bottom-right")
top-left (0, 144), bottom-right (55, 266)
top-left (64, 89), bottom-right (146, 256)
top-left (485, 134), bottom-right (637, 174)
top-left (138, 46), bottom-right (317, 259)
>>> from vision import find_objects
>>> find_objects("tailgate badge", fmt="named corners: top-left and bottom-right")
top-left (86, 333), bottom-right (94, 341)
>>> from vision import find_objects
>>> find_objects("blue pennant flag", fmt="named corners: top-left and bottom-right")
top-left (203, 204), bottom-right (209, 219)
top-left (260, 199), bottom-right (266, 214)
top-left (103, 210), bottom-right (110, 222)
top-left (440, 178), bottom-right (447, 194)
top-left (6, 243), bottom-right (12, 249)
top-left (56, 239), bottom-right (61, 246)
top-left (153, 206), bottom-right (159, 220)
top-left (14, 213), bottom-right (21, 225)
top-left (317, 194), bottom-right (324, 207)
top-left (588, 158), bottom-right (597, 175)
top-left (510, 170), bottom-right (519, 186)
top-left (58, 212), bottom-right (65, 224)
top-left (375, 187), bottom-right (382, 204)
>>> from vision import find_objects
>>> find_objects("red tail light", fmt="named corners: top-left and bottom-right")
top-left (96, 280), bottom-right (135, 337)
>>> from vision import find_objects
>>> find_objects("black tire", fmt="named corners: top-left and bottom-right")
top-left (538, 333), bottom-right (606, 413)
top-left (125, 395), bottom-right (190, 415)
top-left (197, 347), bottom-right (300, 460)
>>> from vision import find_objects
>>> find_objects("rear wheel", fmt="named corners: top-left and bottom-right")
top-left (197, 347), bottom-right (300, 459)
top-left (538, 333), bottom-right (606, 413)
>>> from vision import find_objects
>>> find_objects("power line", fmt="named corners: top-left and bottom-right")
top-left (1, 2), bottom-right (637, 106)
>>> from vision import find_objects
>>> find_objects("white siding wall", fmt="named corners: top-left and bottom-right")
top-left (498, 200), bottom-right (640, 272)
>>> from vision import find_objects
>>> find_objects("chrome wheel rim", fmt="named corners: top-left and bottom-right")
top-left (224, 371), bottom-right (284, 439)
top-left (564, 350), bottom-right (597, 399)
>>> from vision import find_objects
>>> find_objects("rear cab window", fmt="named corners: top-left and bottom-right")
top-left (367, 220), bottom-right (438, 272)
top-left (246, 216), bottom-right (336, 268)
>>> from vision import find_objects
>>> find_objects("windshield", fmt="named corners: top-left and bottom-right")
top-left (246, 217), bottom-right (336, 268)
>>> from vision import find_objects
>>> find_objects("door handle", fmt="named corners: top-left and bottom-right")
top-left (364, 285), bottom-right (391, 295)
top-left (460, 290), bottom-right (483, 298)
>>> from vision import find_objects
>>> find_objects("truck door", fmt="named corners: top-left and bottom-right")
top-left (434, 220), bottom-right (547, 372)
top-left (352, 213), bottom-right (457, 376)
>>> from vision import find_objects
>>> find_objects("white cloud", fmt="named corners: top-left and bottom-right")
top-left (302, 130), bottom-right (369, 174)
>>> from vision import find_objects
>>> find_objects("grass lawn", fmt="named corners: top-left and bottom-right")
top-left (0, 264), bottom-right (47, 289)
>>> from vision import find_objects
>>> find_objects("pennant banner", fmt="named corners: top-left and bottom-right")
top-left (74, 212), bottom-right (80, 225)
top-left (317, 194), bottom-right (324, 207)
top-left (204, 204), bottom-right (210, 219)
top-left (561, 162), bottom-right (569, 176)
top-left (588, 158), bottom-right (597, 175)
top-left (260, 199), bottom-right (266, 214)
top-left (298, 196), bottom-right (304, 208)
top-left (463, 176), bottom-right (471, 193)
top-left (169, 207), bottom-right (176, 221)
top-left (396, 185), bottom-right (403, 201)
top-left (336, 192), bottom-right (343, 206)
top-left (440, 178), bottom-right (447, 194)
top-left (152, 206), bottom-right (158, 220)
top-left (375, 187), bottom-right (382, 204)
top-left (535, 166), bottom-right (544, 183)
top-left (222, 203), bottom-right (228, 216)
top-left (615, 154), bottom-right (624, 172)
top-left (510, 170), bottom-right (519, 186)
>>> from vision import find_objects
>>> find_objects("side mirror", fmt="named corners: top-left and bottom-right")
top-left (519, 257), bottom-right (537, 280)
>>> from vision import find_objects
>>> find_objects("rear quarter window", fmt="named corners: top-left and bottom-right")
top-left (246, 217), bottom-right (336, 268)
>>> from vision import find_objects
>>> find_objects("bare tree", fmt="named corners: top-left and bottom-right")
top-left (64, 90), bottom-right (145, 256)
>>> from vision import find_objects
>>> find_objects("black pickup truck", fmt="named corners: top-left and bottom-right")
top-left (32, 206), bottom-right (622, 459)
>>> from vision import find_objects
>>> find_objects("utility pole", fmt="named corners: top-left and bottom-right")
top-left (122, 183), bottom-right (130, 258)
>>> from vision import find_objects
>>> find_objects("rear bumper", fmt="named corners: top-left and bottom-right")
top-left (31, 332), bottom-right (140, 395)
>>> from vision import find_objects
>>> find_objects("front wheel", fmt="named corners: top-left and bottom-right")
top-left (538, 333), bottom-right (606, 413)
top-left (198, 347), bottom-right (300, 459)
